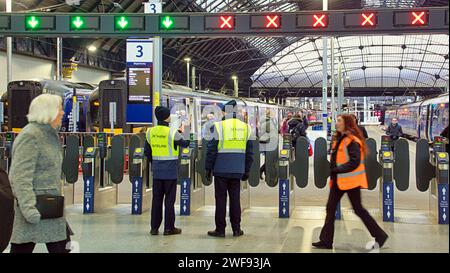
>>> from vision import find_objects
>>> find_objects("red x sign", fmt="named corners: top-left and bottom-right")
top-left (361, 13), bottom-right (375, 26)
top-left (412, 11), bottom-right (426, 25)
top-left (220, 16), bottom-right (233, 29)
top-left (313, 14), bottom-right (327, 28)
top-left (266, 15), bottom-right (280, 28)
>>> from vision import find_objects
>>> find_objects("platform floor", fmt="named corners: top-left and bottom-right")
top-left (3, 126), bottom-right (448, 253)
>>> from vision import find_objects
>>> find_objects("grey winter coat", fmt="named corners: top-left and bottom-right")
top-left (9, 122), bottom-right (67, 244)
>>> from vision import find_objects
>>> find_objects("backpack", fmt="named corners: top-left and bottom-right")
top-left (0, 168), bottom-right (14, 253)
top-left (291, 122), bottom-right (306, 140)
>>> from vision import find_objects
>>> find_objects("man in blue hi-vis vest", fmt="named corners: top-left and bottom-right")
top-left (144, 106), bottom-right (189, 236)
top-left (205, 100), bottom-right (254, 238)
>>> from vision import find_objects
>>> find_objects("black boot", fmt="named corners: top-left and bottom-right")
top-left (164, 227), bottom-right (182, 236)
top-left (233, 230), bottom-right (244, 237)
top-left (375, 232), bottom-right (389, 248)
top-left (208, 230), bottom-right (225, 238)
top-left (312, 241), bottom-right (333, 249)
top-left (150, 229), bottom-right (159, 236)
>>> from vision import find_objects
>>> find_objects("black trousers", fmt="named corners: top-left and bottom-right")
top-left (214, 176), bottom-right (241, 233)
top-left (151, 179), bottom-right (177, 231)
top-left (319, 184), bottom-right (385, 244)
top-left (10, 240), bottom-right (69, 253)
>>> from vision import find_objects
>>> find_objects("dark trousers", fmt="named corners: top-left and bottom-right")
top-left (214, 176), bottom-right (241, 233)
top-left (10, 240), bottom-right (69, 253)
top-left (151, 179), bottom-right (177, 231)
top-left (319, 184), bottom-right (386, 244)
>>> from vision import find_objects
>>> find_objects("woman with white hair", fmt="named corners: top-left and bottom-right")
top-left (8, 94), bottom-right (71, 253)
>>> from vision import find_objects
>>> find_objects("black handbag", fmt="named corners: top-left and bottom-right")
top-left (35, 194), bottom-right (64, 219)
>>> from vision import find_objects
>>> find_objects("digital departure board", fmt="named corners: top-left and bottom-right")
top-left (127, 67), bottom-right (152, 103)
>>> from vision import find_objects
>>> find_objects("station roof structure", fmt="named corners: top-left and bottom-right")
top-left (0, 0), bottom-right (448, 98)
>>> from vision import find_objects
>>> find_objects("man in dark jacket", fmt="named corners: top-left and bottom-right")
top-left (386, 118), bottom-right (403, 149)
top-left (288, 113), bottom-right (307, 148)
top-left (205, 100), bottom-right (253, 238)
top-left (144, 106), bottom-right (190, 236)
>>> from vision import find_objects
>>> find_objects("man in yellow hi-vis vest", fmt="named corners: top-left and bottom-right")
top-left (144, 106), bottom-right (189, 236)
top-left (205, 100), bottom-right (254, 238)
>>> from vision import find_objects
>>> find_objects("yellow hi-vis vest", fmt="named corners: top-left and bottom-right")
top-left (215, 118), bottom-right (250, 154)
top-left (146, 125), bottom-right (179, 160)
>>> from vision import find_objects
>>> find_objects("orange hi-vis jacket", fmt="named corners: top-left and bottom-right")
top-left (330, 134), bottom-right (368, 191)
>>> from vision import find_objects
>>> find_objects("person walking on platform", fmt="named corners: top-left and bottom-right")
top-left (205, 100), bottom-right (254, 238)
top-left (145, 106), bottom-right (189, 236)
top-left (8, 94), bottom-right (72, 253)
top-left (313, 114), bottom-right (388, 250)
top-left (351, 114), bottom-right (369, 139)
top-left (386, 117), bottom-right (403, 150)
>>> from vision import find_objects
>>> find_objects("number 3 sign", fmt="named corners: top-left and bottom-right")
top-left (126, 39), bottom-right (153, 64)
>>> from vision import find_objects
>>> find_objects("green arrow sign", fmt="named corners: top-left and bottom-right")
top-left (26, 16), bottom-right (40, 29)
top-left (72, 16), bottom-right (84, 29)
top-left (116, 16), bottom-right (129, 29)
top-left (161, 16), bottom-right (174, 29)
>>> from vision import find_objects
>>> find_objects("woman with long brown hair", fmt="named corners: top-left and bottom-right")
top-left (312, 114), bottom-right (388, 249)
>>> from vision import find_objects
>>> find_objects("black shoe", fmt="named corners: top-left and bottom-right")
top-left (375, 232), bottom-right (389, 248)
top-left (164, 228), bottom-right (182, 236)
top-left (208, 230), bottom-right (225, 238)
top-left (312, 241), bottom-right (333, 249)
top-left (233, 230), bottom-right (244, 237)
top-left (150, 229), bottom-right (159, 236)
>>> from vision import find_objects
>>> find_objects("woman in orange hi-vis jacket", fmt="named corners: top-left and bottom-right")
top-left (312, 114), bottom-right (388, 250)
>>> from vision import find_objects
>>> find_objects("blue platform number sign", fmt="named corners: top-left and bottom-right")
top-left (131, 177), bottom-right (143, 215)
top-left (279, 179), bottom-right (289, 218)
top-left (438, 183), bottom-right (449, 225)
top-left (83, 176), bottom-right (94, 214)
top-left (180, 178), bottom-right (191, 216)
top-left (383, 181), bottom-right (394, 222)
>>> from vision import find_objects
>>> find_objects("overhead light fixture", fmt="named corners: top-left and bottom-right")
top-left (87, 45), bottom-right (97, 52)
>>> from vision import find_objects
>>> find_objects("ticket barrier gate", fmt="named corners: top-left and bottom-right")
top-left (313, 137), bottom-right (340, 218)
top-left (416, 136), bottom-right (449, 225)
top-left (61, 134), bottom-right (80, 206)
top-left (128, 134), bottom-right (151, 215)
top-left (359, 136), bottom-right (410, 222)
top-left (81, 134), bottom-right (123, 213)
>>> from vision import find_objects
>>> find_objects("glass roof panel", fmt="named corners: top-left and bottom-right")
top-left (251, 34), bottom-right (449, 89)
